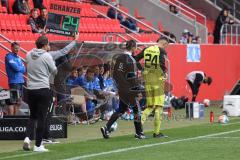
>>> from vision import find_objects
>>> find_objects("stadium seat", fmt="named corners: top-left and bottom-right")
top-left (137, 20), bottom-right (153, 32)
top-left (1, 7), bottom-right (7, 13)
top-left (134, 9), bottom-right (145, 19)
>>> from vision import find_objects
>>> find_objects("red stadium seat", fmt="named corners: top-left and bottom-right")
top-left (19, 14), bottom-right (28, 23)
top-left (1, 7), bottom-right (7, 13)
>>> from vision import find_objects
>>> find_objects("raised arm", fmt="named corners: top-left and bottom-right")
top-left (49, 33), bottom-right (79, 60)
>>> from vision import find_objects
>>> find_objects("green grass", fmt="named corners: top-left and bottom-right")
top-left (0, 106), bottom-right (240, 160)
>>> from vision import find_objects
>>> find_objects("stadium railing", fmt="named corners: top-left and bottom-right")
top-left (0, 34), bottom-right (28, 55)
top-left (161, 0), bottom-right (207, 27)
top-left (220, 24), bottom-right (240, 45)
top-left (99, 0), bottom-right (176, 43)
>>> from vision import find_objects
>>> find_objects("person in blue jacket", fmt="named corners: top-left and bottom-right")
top-left (73, 68), bottom-right (99, 119)
top-left (5, 42), bottom-right (26, 115)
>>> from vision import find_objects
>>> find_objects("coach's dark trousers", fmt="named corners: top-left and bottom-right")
top-left (25, 88), bottom-right (52, 147)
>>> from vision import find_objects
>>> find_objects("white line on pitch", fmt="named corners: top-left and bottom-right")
top-left (64, 129), bottom-right (240, 160)
top-left (1, 121), bottom-right (240, 160)
top-left (0, 152), bottom-right (41, 160)
top-left (204, 137), bottom-right (240, 139)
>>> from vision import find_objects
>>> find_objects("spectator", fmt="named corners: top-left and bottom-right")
top-left (187, 33), bottom-right (194, 44)
top-left (92, 65), bottom-right (102, 90)
top-left (73, 68), bottom-right (99, 120)
top-left (5, 42), bottom-right (26, 116)
top-left (92, 65), bottom-right (109, 120)
top-left (102, 69), bottom-right (119, 113)
top-left (36, 6), bottom-right (48, 30)
top-left (163, 31), bottom-right (177, 43)
top-left (77, 66), bottom-right (87, 77)
top-left (169, 4), bottom-right (178, 15)
top-left (66, 68), bottom-right (78, 89)
top-left (180, 29), bottom-right (190, 44)
top-left (107, 4), bottom-right (124, 22)
top-left (12, 0), bottom-right (30, 14)
top-left (103, 70), bottom-right (115, 93)
top-left (169, 33), bottom-right (177, 43)
top-left (107, 3), bottom-right (139, 32)
top-left (213, 8), bottom-right (234, 44)
top-left (121, 17), bottom-right (138, 32)
top-left (66, 68), bottom-right (88, 124)
top-left (97, 65), bottom-right (105, 90)
top-left (32, 0), bottom-right (43, 9)
top-left (28, 8), bottom-right (45, 33)
top-left (193, 36), bottom-right (201, 44)
top-left (1, 0), bottom-right (8, 8)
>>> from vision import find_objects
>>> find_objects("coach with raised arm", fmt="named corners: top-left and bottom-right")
top-left (23, 33), bottom-right (79, 152)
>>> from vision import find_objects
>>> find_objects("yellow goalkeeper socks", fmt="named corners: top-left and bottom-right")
top-left (154, 106), bottom-right (163, 134)
top-left (141, 107), bottom-right (154, 124)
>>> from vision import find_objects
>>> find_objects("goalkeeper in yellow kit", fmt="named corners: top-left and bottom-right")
top-left (134, 37), bottom-right (169, 138)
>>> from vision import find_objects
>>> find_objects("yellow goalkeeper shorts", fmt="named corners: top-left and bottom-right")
top-left (145, 84), bottom-right (165, 106)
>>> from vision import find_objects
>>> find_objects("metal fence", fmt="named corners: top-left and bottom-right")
top-left (220, 24), bottom-right (240, 45)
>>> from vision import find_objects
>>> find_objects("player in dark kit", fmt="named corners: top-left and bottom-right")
top-left (100, 40), bottom-right (145, 139)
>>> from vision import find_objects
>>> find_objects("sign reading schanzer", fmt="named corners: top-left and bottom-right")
top-left (50, 3), bottom-right (81, 15)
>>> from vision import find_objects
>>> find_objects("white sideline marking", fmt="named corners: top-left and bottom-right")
top-left (0, 152), bottom-right (40, 160)
top-left (64, 129), bottom-right (240, 160)
top-left (1, 123), bottom-right (240, 160)
top-left (204, 137), bottom-right (240, 139)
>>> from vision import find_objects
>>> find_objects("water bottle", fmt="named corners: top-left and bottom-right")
top-left (0, 108), bottom-right (3, 119)
top-left (167, 107), bottom-right (172, 118)
top-left (210, 111), bottom-right (214, 123)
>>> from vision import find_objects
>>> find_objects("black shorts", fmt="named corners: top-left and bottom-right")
top-left (9, 83), bottom-right (24, 97)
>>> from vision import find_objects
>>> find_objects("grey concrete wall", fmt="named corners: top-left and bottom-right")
top-left (185, 0), bottom-right (220, 20)
top-left (120, 0), bottom-right (207, 43)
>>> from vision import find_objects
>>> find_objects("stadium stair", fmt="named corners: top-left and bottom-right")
top-left (160, 0), bottom-right (217, 43)
top-left (1, 0), bottom-right (162, 44)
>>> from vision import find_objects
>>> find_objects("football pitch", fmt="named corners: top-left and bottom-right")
top-left (0, 106), bottom-right (240, 160)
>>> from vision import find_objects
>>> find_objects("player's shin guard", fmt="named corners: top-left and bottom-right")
top-left (154, 106), bottom-right (163, 134)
